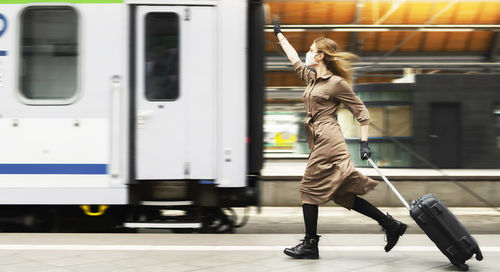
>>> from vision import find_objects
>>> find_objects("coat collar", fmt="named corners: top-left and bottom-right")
top-left (317, 71), bottom-right (333, 80)
top-left (309, 67), bottom-right (334, 80)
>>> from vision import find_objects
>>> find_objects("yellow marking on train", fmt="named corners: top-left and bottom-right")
top-left (79, 205), bottom-right (109, 216)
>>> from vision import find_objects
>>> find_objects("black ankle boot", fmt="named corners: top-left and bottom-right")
top-left (380, 213), bottom-right (407, 252)
top-left (283, 235), bottom-right (320, 259)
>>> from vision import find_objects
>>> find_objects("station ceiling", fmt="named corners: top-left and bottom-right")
top-left (264, 0), bottom-right (500, 84)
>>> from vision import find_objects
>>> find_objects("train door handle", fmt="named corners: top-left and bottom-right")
top-left (429, 134), bottom-right (439, 139)
top-left (138, 110), bottom-right (153, 128)
top-left (138, 110), bottom-right (153, 118)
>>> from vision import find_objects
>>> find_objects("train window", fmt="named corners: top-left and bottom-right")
top-left (20, 7), bottom-right (79, 103)
top-left (145, 12), bottom-right (179, 101)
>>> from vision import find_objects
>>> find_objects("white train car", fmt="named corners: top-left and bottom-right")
top-left (0, 0), bottom-right (264, 232)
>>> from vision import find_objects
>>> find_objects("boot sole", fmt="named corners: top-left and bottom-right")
top-left (385, 223), bottom-right (407, 252)
top-left (283, 249), bottom-right (319, 259)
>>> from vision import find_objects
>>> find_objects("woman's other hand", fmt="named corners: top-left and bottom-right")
top-left (360, 141), bottom-right (371, 160)
top-left (274, 20), bottom-right (282, 36)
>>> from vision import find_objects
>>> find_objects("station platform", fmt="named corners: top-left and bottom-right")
top-left (0, 207), bottom-right (498, 271)
top-left (262, 158), bottom-right (500, 180)
top-left (0, 233), bottom-right (497, 271)
top-left (260, 159), bottom-right (500, 207)
top-left (236, 207), bottom-right (500, 234)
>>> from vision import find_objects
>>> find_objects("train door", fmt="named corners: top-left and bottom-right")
top-left (135, 5), bottom-right (216, 180)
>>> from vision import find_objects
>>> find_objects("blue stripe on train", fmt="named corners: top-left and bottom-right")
top-left (0, 164), bottom-right (108, 174)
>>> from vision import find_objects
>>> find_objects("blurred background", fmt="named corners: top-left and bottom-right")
top-left (0, 0), bottom-right (498, 234)
top-left (0, 2), bottom-right (498, 271)
top-left (262, 0), bottom-right (500, 168)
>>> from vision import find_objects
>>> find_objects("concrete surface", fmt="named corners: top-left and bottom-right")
top-left (0, 233), bottom-right (497, 271)
top-left (235, 207), bottom-right (500, 235)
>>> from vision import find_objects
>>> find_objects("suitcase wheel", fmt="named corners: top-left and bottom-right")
top-left (452, 262), bottom-right (469, 271)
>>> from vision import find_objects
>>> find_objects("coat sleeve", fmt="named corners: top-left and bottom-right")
top-left (335, 79), bottom-right (370, 126)
top-left (293, 60), bottom-right (315, 85)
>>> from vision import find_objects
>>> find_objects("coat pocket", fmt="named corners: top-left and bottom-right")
top-left (311, 92), bottom-right (329, 100)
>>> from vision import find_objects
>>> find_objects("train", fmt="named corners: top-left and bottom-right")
top-left (0, 0), bottom-right (265, 232)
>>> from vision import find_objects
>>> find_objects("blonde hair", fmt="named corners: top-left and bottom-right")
top-left (314, 36), bottom-right (359, 85)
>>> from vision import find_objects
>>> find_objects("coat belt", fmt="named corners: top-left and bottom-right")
top-left (304, 114), bottom-right (337, 149)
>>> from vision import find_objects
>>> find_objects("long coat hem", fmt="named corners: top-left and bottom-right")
top-left (300, 175), bottom-right (379, 210)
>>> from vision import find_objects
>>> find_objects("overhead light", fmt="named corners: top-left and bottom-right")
top-left (283, 29), bottom-right (307, 32)
top-left (264, 24), bottom-right (500, 31)
top-left (418, 28), bottom-right (474, 32)
top-left (333, 28), bottom-right (390, 32)
top-left (278, 24), bottom-right (499, 29)
top-left (264, 29), bottom-right (306, 32)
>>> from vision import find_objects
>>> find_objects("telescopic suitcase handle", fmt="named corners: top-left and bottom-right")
top-left (367, 158), bottom-right (411, 210)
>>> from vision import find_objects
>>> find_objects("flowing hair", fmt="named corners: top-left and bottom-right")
top-left (314, 36), bottom-right (359, 85)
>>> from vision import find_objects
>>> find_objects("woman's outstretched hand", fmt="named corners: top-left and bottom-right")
top-left (273, 20), bottom-right (282, 36)
top-left (360, 141), bottom-right (371, 160)
top-left (273, 18), bottom-right (299, 64)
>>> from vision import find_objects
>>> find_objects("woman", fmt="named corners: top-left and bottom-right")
top-left (274, 22), bottom-right (407, 259)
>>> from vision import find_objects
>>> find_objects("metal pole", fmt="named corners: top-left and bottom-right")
top-left (367, 158), bottom-right (411, 210)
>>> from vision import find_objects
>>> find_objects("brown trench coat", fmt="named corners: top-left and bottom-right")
top-left (294, 60), bottom-right (379, 209)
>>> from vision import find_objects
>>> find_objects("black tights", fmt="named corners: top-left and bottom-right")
top-left (352, 196), bottom-right (387, 223)
top-left (302, 196), bottom-right (387, 237)
top-left (302, 204), bottom-right (318, 237)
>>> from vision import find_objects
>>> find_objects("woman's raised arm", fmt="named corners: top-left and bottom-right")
top-left (274, 21), bottom-right (300, 65)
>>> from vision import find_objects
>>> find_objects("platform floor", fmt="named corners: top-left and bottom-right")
top-left (0, 233), bottom-right (497, 272)
top-left (236, 207), bottom-right (500, 234)
top-left (0, 207), bottom-right (498, 271)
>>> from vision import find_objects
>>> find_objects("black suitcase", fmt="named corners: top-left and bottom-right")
top-left (410, 194), bottom-right (483, 271)
top-left (367, 159), bottom-right (483, 271)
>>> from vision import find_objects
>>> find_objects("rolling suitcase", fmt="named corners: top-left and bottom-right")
top-left (367, 158), bottom-right (483, 271)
